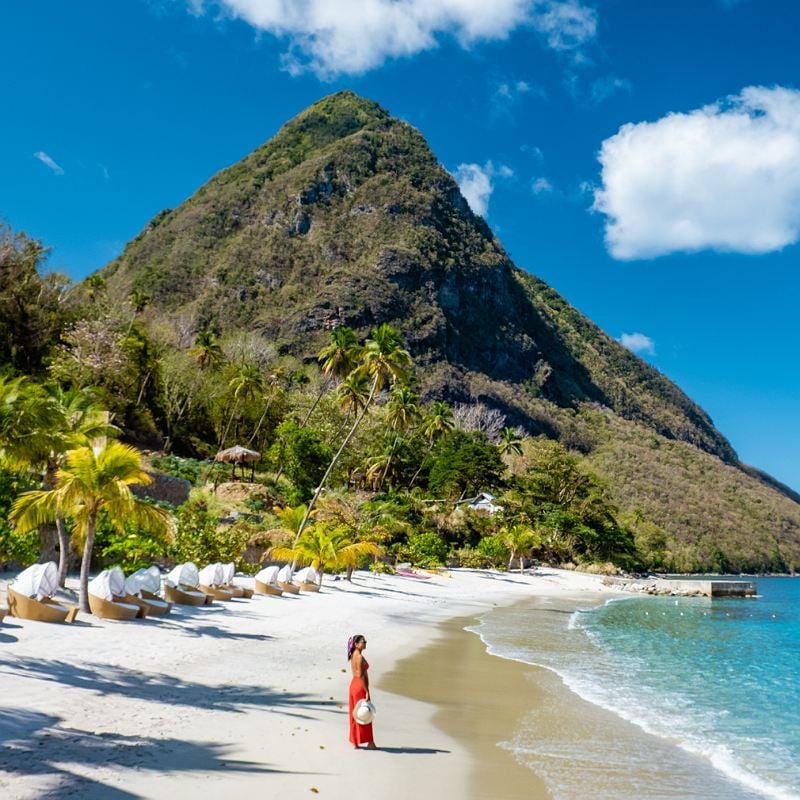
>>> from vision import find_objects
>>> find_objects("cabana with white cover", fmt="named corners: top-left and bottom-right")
top-left (165, 562), bottom-right (213, 605)
top-left (198, 563), bottom-right (233, 600)
top-left (277, 564), bottom-right (300, 594)
top-left (7, 562), bottom-right (78, 623)
top-left (125, 568), bottom-right (172, 616)
top-left (220, 562), bottom-right (253, 598)
top-left (254, 566), bottom-right (283, 597)
top-left (294, 566), bottom-right (321, 592)
top-left (88, 567), bottom-right (142, 620)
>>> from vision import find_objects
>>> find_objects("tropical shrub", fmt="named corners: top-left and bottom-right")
top-left (172, 499), bottom-right (250, 567)
top-left (476, 535), bottom-right (509, 567)
top-left (397, 531), bottom-right (449, 568)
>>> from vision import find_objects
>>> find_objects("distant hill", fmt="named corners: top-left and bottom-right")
top-left (101, 91), bottom-right (800, 570)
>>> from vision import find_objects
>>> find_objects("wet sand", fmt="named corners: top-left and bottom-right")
top-left (380, 614), bottom-right (550, 800)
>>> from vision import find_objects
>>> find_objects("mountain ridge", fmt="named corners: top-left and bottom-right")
top-left (103, 91), bottom-right (737, 463)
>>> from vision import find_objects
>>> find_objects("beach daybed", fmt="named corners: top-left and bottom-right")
top-left (254, 566), bottom-right (283, 596)
top-left (165, 562), bottom-right (213, 605)
top-left (277, 565), bottom-right (300, 594)
top-left (124, 568), bottom-right (172, 616)
top-left (294, 566), bottom-right (321, 592)
top-left (198, 563), bottom-right (234, 601)
top-left (221, 562), bottom-right (253, 598)
top-left (7, 562), bottom-right (79, 624)
top-left (88, 568), bottom-right (142, 620)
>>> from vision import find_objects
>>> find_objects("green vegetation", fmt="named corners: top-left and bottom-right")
top-left (1, 92), bottom-right (798, 575)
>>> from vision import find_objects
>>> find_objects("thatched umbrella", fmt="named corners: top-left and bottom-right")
top-left (214, 445), bottom-right (261, 482)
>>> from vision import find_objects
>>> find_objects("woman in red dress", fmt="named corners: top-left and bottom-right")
top-left (348, 634), bottom-right (377, 749)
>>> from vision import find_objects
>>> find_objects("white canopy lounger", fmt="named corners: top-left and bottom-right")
top-left (254, 566), bottom-right (283, 596)
top-left (165, 562), bottom-right (213, 605)
top-left (88, 568), bottom-right (142, 620)
top-left (220, 562), bottom-right (253, 598)
top-left (198, 563), bottom-right (234, 601)
top-left (7, 562), bottom-right (79, 623)
top-left (294, 566), bottom-right (321, 592)
top-left (277, 565), bottom-right (301, 594)
top-left (124, 568), bottom-right (172, 616)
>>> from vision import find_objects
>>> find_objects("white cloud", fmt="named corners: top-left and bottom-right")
top-left (194, 0), bottom-right (597, 77)
top-left (454, 163), bottom-right (493, 217)
top-left (33, 151), bottom-right (64, 176)
top-left (594, 86), bottom-right (800, 260)
top-left (590, 75), bottom-right (631, 104)
top-left (530, 0), bottom-right (597, 51)
top-left (619, 332), bottom-right (655, 355)
top-left (453, 161), bottom-right (513, 217)
top-left (532, 176), bottom-right (554, 194)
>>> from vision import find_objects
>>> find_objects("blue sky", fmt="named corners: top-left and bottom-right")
top-left (2, 0), bottom-right (799, 491)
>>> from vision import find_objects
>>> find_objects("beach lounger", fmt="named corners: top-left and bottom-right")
top-left (294, 566), bottom-right (321, 592)
top-left (166, 563), bottom-right (214, 605)
top-left (198, 563), bottom-right (234, 601)
top-left (124, 567), bottom-right (172, 616)
top-left (220, 562), bottom-right (253, 598)
top-left (7, 562), bottom-right (79, 623)
top-left (88, 569), bottom-right (142, 620)
top-left (164, 584), bottom-right (208, 605)
top-left (254, 566), bottom-right (283, 596)
top-left (277, 565), bottom-right (301, 594)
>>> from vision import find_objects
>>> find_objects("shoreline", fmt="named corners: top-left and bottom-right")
top-left (417, 592), bottom-right (772, 800)
top-left (0, 567), bottom-right (620, 799)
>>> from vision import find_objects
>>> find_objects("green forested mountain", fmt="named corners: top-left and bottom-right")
top-left (84, 91), bottom-right (799, 570)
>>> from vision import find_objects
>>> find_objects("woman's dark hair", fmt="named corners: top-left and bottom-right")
top-left (347, 634), bottom-right (365, 661)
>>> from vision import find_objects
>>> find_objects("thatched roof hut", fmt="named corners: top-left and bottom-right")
top-left (214, 445), bottom-right (261, 482)
top-left (214, 445), bottom-right (260, 464)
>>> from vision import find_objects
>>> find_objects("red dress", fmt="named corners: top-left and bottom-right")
top-left (349, 658), bottom-right (374, 746)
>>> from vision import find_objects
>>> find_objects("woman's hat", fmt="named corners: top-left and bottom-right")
top-left (353, 699), bottom-right (376, 725)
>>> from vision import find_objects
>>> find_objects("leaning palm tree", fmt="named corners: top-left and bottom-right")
top-left (291, 324), bottom-right (412, 548)
top-left (271, 526), bottom-right (382, 587)
top-left (10, 441), bottom-right (173, 613)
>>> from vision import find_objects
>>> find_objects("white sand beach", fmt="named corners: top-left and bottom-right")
top-left (0, 567), bottom-right (617, 799)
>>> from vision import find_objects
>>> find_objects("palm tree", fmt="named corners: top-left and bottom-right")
top-left (271, 526), bottom-right (382, 587)
top-left (247, 369), bottom-right (285, 447)
top-left (128, 289), bottom-right (151, 316)
top-left (499, 524), bottom-right (540, 573)
top-left (410, 400), bottom-right (454, 487)
top-left (319, 326), bottom-right (359, 380)
top-left (189, 330), bottom-right (224, 370)
top-left (291, 324), bottom-right (412, 549)
top-left (295, 327), bottom-right (360, 430)
top-left (40, 385), bottom-right (118, 585)
top-left (219, 363), bottom-right (265, 449)
top-left (335, 371), bottom-right (370, 419)
top-left (10, 441), bottom-right (173, 613)
top-left (377, 385), bottom-right (420, 491)
top-left (499, 427), bottom-right (525, 456)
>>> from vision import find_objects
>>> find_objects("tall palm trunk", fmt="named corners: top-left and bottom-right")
top-left (247, 396), bottom-right (274, 446)
top-left (79, 513), bottom-right (97, 614)
top-left (292, 378), bottom-right (378, 558)
top-left (219, 397), bottom-right (241, 449)
top-left (56, 514), bottom-right (70, 587)
top-left (409, 439), bottom-right (435, 488)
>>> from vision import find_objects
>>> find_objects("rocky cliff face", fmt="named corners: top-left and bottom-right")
top-left (102, 91), bottom-right (735, 463)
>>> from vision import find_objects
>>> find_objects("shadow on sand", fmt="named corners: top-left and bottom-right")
top-left (0, 707), bottom-right (291, 799)
top-left (0, 657), bottom-right (338, 718)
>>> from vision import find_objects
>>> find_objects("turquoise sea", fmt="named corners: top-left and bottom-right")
top-left (470, 577), bottom-right (800, 800)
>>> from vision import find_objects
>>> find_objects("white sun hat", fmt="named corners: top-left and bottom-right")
top-left (353, 699), bottom-right (376, 725)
